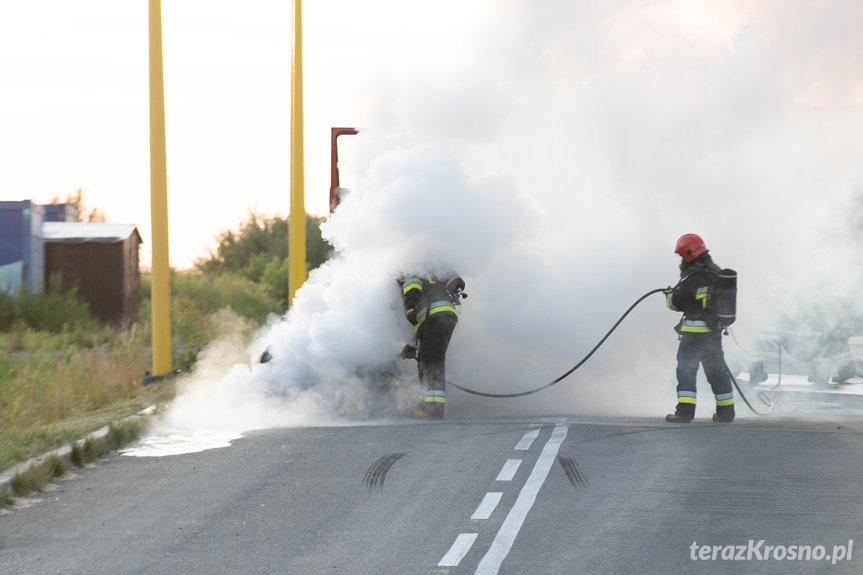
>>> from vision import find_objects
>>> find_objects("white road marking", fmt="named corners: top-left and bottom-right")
top-left (439, 533), bottom-right (479, 566)
top-left (471, 492), bottom-right (503, 520)
top-left (515, 424), bottom-right (541, 450)
top-left (495, 459), bottom-right (521, 481)
top-left (475, 423), bottom-right (570, 575)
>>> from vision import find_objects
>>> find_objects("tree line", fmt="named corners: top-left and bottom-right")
top-left (195, 212), bottom-right (332, 309)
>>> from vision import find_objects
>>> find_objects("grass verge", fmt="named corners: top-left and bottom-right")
top-left (0, 379), bottom-right (175, 474)
top-left (0, 304), bottom-right (260, 508)
top-left (6, 418), bottom-right (150, 501)
top-left (0, 326), bottom-right (180, 472)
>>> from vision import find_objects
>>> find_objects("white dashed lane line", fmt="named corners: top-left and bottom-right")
top-left (437, 422), bottom-right (571, 572)
top-left (515, 424), bottom-right (542, 450)
top-left (471, 492), bottom-right (503, 520)
top-left (439, 533), bottom-right (479, 567)
top-left (495, 459), bottom-right (521, 481)
top-left (475, 423), bottom-right (569, 574)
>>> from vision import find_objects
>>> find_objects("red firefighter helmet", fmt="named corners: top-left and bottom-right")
top-left (675, 233), bottom-right (707, 262)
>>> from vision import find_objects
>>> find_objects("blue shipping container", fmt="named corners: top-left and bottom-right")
top-left (0, 200), bottom-right (44, 294)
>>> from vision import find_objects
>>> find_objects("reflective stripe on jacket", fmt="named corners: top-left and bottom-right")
top-left (400, 272), bottom-right (462, 333)
top-left (667, 255), bottom-right (721, 333)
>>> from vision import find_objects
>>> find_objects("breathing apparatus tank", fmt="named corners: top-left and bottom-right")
top-left (713, 268), bottom-right (737, 330)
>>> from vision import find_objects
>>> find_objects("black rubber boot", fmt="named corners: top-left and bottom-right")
top-left (665, 403), bottom-right (695, 423)
top-left (412, 402), bottom-right (444, 420)
top-left (712, 404), bottom-right (735, 423)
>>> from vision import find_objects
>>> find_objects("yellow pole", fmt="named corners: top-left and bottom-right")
top-left (149, 0), bottom-right (172, 375)
top-left (288, 0), bottom-right (306, 307)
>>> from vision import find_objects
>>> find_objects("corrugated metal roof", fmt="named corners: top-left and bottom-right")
top-left (42, 222), bottom-right (142, 244)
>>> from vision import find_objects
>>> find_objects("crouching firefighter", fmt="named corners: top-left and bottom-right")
top-left (397, 268), bottom-right (466, 419)
top-left (665, 234), bottom-right (737, 423)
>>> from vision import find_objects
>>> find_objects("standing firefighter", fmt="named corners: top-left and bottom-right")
top-left (398, 267), bottom-right (466, 419)
top-left (665, 234), bottom-right (736, 423)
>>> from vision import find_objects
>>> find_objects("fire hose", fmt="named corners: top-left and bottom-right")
top-left (726, 329), bottom-right (780, 416)
top-left (446, 287), bottom-right (665, 398)
top-left (726, 363), bottom-right (774, 416)
top-left (443, 287), bottom-right (772, 415)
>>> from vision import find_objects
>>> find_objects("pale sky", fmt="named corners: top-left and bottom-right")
top-left (2, 0), bottom-right (863, 284)
top-left (0, 0), bottom-right (484, 268)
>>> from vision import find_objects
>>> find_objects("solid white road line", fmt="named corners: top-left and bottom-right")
top-left (471, 492), bottom-right (503, 520)
top-left (439, 533), bottom-right (479, 567)
top-left (495, 458), bottom-right (521, 481)
top-left (475, 423), bottom-right (570, 575)
top-left (515, 424), bottom-right (541, 450)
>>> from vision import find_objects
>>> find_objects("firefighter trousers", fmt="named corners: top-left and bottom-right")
top-left (416, 314), bottom-right (458, 396)
top-left (676, 331), bottom-right (734, 407)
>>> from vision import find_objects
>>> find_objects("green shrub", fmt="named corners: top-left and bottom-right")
top-left (0, 280), bottom-right (96, 334)
top-left (261, 256), bottom-right (290, 306)
top-left (17, 290), bottom-right (94, 332)
top-left (139, 270), bottom-right (282, 345)
top-left (0, 290), bottom-right (15, 328)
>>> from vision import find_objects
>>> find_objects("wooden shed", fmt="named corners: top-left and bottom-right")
top-left (42, 222), bottom-right (142, 327)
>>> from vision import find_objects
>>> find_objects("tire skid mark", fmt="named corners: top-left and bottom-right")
top-left (558, 456), bottom-right (590, 489)
top-left (363, 453), bottom-right (406, 489)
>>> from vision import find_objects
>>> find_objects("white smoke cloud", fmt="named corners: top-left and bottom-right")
top-left (157, 0), bottom-right (863, 435)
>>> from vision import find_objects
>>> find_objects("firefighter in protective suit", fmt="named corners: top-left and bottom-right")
top-left (398, 268), bottom-right (466, 419)
top-left (665, 234), bottom-right (735, 423)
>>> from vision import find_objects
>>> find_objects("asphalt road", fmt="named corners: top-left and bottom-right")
top-left (2, 413), bottom-right (863, 575)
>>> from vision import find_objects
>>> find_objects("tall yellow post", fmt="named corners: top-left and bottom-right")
top-left (288, 0), bottom-right (306, 307)
top-left (148, 0), bottom-right (172, 376)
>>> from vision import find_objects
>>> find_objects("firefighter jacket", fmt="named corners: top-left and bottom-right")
top-left (666, 253), bottom-right (721, 333)
top-left (398, 271), bottom-right (465, 334)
